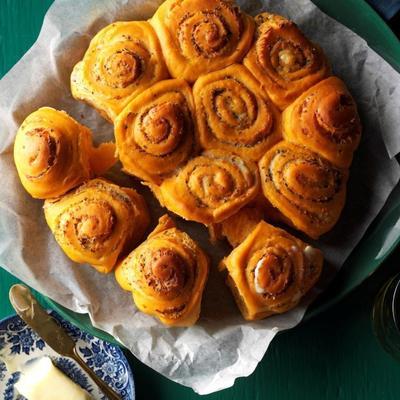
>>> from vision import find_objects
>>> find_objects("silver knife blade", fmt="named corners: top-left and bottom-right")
top-left (9, 284), bottom-right (122, 399)
top-left (9, 284), bottom-right (75, 357)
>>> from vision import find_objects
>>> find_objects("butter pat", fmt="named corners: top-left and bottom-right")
top-left (15, 356), bottom-right (92, 400)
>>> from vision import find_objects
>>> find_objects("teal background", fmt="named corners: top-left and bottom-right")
top-left (1, 1), bottom-right (400, 399)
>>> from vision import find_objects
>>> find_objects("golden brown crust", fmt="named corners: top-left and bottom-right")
top-left (14, 7), bottom-right (357, 325)
top-left (258, 141), bottom-right (348, 239)
top-left (193, 64), bottom-right (282, 161)
top-left (251, 191), bottom-right (295, 227)
top-left (71, 21), bottom-right (169, 122)
top-left (115, 215), bottom-right (209, 326)
top-left (114, 79), bottom-right (196, 184)
top-left (220, 220), bottom-right (323, 320)
top-left (13, 107), bottom-right (116, 199)
top-left (88, 142), bottom-right (118, 176)
top-left (44, 178), bottom-right (150, 273)
top-left (151, 149), bottom-right (260, 225)
top-left (243, 12), bottom-right (331, 110)
top-left (282, 77), bottom-right (361, 168)
top-left (220, 206), bottom-right (265, 247)
top-left (151, 0), bottom-right (255, 82)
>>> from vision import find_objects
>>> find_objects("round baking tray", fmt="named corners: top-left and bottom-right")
top-left (42, 0), bottom-right (400, 346)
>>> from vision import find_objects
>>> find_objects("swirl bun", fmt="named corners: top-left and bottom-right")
top-left (282, 77), bottom-right (361, 168)
top-left (115, 79), bottom-right (196, 184)
top-left (71, 21), bottom-right (169, 122)
top-left (151, 149), bottom-right (260, 225)
top-left (151, 0), bottom-right (255, 82)
top-left (115, 215), bottom-right (209, 326)
top-left (193, 64), bottom-right (282, 161)
top-left (14, 107), bottom-right (116, 199)
top-left (44, 179), bottom-right (150, 273)
top-left (244, 13), bottom-right (330, 110)
top-left (258, 142), bottom-right (348, 239)
top-left (220, 219), bottom-right (323, 320)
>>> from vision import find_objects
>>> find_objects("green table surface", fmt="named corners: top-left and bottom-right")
top-left (1, 1), bottom-right (400, 399)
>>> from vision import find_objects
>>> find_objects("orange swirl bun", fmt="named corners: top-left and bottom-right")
top-left (193, 64), bottom-right (282, 161)
top-left (14, 107), bottom-right (116, 199)
top-left (115, 215), bottom-right (209, 326)
top-left (220, 219), bottom-right (323, 320)
top-left (244, 13), bottom-right (330, 110)
top-left (150, 149), bottom-right (260, 225)
top-left (71, 21), bottom-right (169, 122)
top-left (151, 0), bottom-right (255, 82)
top-left (44, 179), bottom-right (149, 273)
top-left (282, 77), bottom-right (361, 168)
top-left (114, 79), bottom-right (196, 184)
top-left (259, 142), bottom-right (348, 239)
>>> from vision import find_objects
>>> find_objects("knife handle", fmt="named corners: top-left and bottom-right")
top-left (72, 347), bottom-right (122, 400)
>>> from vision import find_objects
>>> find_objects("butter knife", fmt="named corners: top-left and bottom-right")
top-left (9, 284), bottom-right (121, 400)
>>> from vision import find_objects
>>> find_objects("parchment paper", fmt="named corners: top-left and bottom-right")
top-left (1, 0), bottom-right (400, 394)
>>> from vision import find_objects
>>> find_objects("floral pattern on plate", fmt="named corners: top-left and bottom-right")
top-left (0, 311), bottom-right (134, 400)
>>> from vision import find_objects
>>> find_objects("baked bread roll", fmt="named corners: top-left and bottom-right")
top-left (219, 214), bottom-right (323, 320)
top-left (193, 64), bottom-right (281, 161)
top-left (258, 142), bottom-right (348, 239)
top-left (14, 107), bottom-right (116, 199)
top-left (44, 178), bottom-right (149, 273)
top-left (150, 149), bottom-right (260, 225)
top-left (114, 79), bottom-right (196, 184)
top-left (220, 206), bottom-right (265, 247)
top-left (71, 21), bottom-right (169, 122)
top-left (243, 12), bottom-right (330, 110)
top-left (115, 215), bottom-right (209, 326)
top-left (151, 0), bottom-right (255, 82)
top-left (282, 77), bottom-right (361, 168)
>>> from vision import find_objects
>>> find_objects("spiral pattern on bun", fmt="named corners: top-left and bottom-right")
top-left (193, 64), bottom-right (282, 161)
top-left (14, 107), bottom-right (116, 199)
top-left (114, 79), bottom-right (196, 184)
top-left (151, 0), bottom-right (255, 82)
top-left (151, 150), bottom-right (260, 225)
top-left (243, 13), bottom-right (330, 110)
top-left (115, 215), bottom-right (209, 326)
top-left (220, 219), bottom-right (323, 320)
top-left (71, 21), bottom-right (169, 122)
top-left (258, 142), bottom-right (348, 239)
top-left (282, 77), bottom-right (361, 168)
top-left (44, 179), bottom-right (150, 273)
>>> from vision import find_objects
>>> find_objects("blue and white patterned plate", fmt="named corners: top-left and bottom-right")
top-left (0, 311), bottom-right (135, 400)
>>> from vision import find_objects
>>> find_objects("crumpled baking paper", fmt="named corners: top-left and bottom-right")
top-left (1, 0), bottom-right (400, 394)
